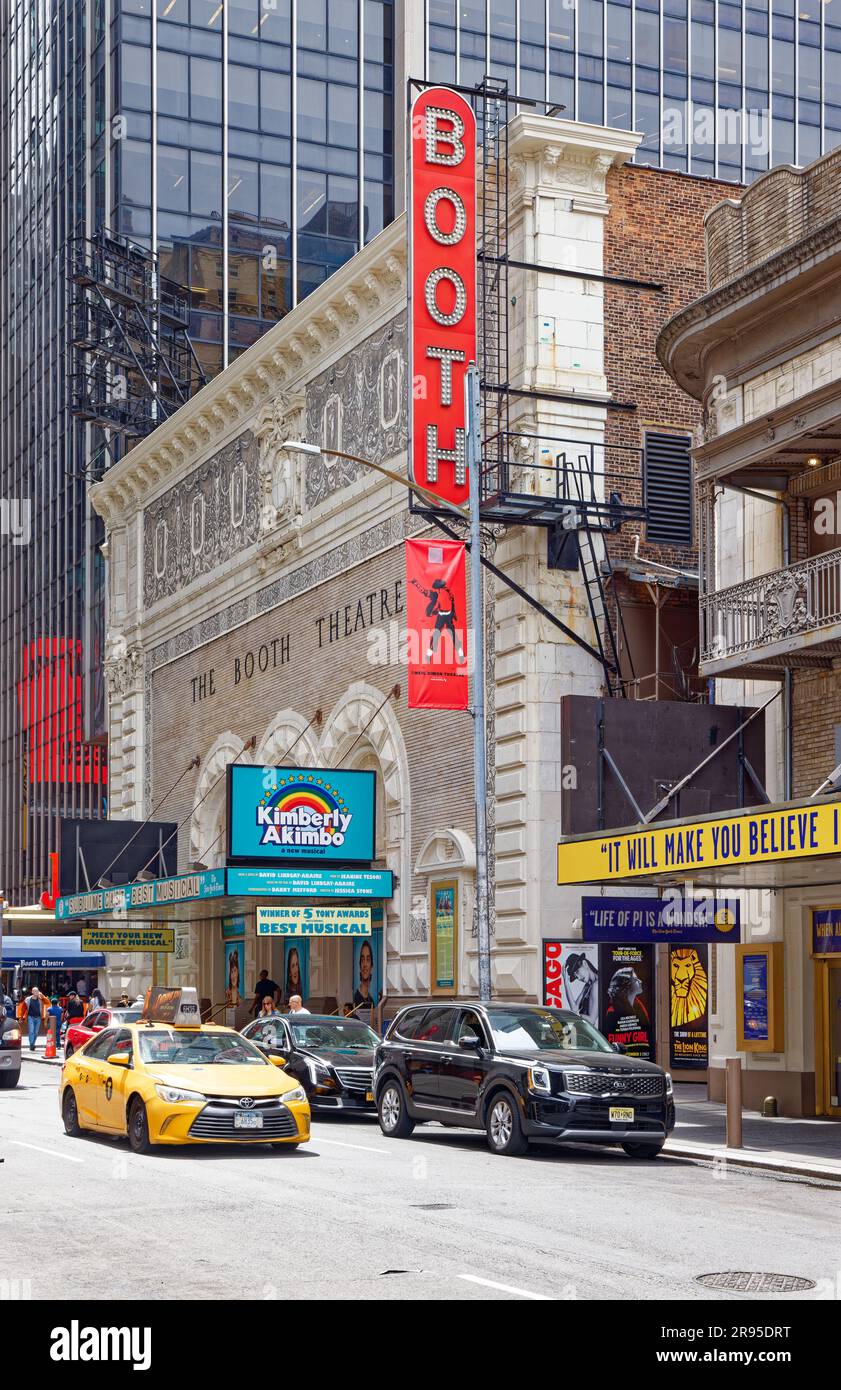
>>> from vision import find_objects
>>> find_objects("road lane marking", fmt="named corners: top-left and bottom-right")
top-left (458, 1274), bottom-right (550, 1300)
top-left (313, 1136), bottom-right (392, 1156)
top-left (9, 1140), bottom-right (84, 1164)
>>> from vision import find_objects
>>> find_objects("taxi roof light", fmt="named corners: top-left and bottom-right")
top-left (141, 985), bottom-right (202, 1030)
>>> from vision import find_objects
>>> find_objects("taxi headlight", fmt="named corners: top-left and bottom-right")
top-left (281, 1085), bottom-right (307, 1105)
top-left (155, 1085), bottom-right (207, 1105)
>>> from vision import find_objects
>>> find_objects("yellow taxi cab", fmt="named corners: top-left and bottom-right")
top-left (58, 988), bottom-right (310, 1154)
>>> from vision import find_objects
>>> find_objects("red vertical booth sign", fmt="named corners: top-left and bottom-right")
top-left (405, 538), bottom-right (469, 709)
top-left (409, 87), bottom-right (477, 509)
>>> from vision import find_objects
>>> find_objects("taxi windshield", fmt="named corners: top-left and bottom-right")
top-left (137, 1030), bottom-right (268, 1065)
top-left (289, 1019), bottom-right (379, 1050)
top-left (484, 1008), bottom-right (615, 1055)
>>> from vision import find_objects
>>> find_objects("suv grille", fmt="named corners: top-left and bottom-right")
top-left (565, 1071), bottom-right (664, 1098)
top-left (188, 1099), bottom-right (298, 1139)
top-left (334, 1067), bottom-right (373, 1094)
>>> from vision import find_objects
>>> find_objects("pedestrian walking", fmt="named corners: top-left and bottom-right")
top-left (89, 986), bottom-right (106, 1009)
top-left (23, 986), bottom-right (46, 1050)
top-left (63, 992), bottom-right (84, 1029)
top-left (288, 994), bottom-right (310, 1015)
top-left (3, 992), bottom-right (13, 1019)
top-left (251, 969), bottom-right (280, 1017)
top-left (46, 996), bottom-right (64, 1050)
top-left (259, 995), bottom-right (280, 1018)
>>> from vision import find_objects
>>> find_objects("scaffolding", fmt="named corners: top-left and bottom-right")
top-left (69, 229), bottom-right (206, 473)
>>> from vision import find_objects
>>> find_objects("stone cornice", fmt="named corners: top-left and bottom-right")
top-left (506, 115), bottom-right (640, 208)
top-left (657, 220), bottom-right (841, 397)
top-left (91, 217), bottom-right (408, 528)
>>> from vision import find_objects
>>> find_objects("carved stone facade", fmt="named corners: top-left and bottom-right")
top-left (142, 432), bottom-right (261, 607)
top-left (304, 311), bottom-right (407, 508)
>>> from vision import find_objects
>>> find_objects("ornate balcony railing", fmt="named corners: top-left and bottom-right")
top-left (700, 548), bottom-right (841, 668)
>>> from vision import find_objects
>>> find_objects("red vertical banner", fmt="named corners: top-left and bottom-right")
top-left (405, 539), bottom-right (469, 709)
top-left (409, 87), bottom-right (477, 508)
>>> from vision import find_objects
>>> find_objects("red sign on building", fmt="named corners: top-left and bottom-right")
top-left (405, 538), bottom-right (469, 709)
top-left (409, 87), bottom-right (477, 509)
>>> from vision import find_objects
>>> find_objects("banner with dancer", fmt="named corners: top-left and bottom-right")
top-left (405, 538), bottom-right (469, 709)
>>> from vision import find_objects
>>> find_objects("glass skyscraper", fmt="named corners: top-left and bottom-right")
top-left (426, 0), bottom-right (840, 183)
top-left (0, 0), bottom-right (836, 901)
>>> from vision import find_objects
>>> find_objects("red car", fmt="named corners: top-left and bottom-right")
top-left (64, 1006), bottom-right (143, 1057)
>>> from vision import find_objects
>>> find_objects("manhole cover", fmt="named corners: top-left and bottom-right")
top-left (696, 1271), bottom-right (816, 1293)
top-left (411, 1203), bottom-right (454, 1211)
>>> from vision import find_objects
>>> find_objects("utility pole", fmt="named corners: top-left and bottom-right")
top-left (466, 362), bottom-right (491, 1001)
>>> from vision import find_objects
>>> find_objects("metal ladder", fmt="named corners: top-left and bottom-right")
top-left (562, 452), bottom-right (631, 698)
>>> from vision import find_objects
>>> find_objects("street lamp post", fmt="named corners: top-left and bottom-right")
top-left (282, 400), bottom-right (493, 999)
top-left (465, 363), bottom-right (492, 1001)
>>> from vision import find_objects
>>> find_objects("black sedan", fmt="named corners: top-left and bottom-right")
top-left (241, 1013), bottom-right (380, 1113)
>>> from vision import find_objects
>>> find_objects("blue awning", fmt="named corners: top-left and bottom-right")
top-left (0, 935), bottom-right (106, 969)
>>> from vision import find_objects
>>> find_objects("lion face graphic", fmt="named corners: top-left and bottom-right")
top-left (670, 948), bottom-right (708, 1027)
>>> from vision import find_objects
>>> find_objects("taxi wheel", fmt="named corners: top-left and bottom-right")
top-left (128, 1098), bottom-right (153, 1155)
top-left (622, 1141), bottom-right (664, 1160)
top-left (486, 1092), bottom-right (528, 1157)
top-left (62, 1088), bottom-right (82, 1137)
top-left (378, 1080), bottom-right (415, 1138)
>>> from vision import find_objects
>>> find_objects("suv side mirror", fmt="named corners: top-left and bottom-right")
top-left (612, 1042), bottom-right (627, 1054)
top-left (460, 1031), bottom-right (482, 1049)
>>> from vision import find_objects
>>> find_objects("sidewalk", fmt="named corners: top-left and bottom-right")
top-left (667, 1082), bottom-right (841, 1183)
top-left (20, 1035), bottom-right (62, 1067)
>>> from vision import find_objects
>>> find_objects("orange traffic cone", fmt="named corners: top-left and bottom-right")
top-left (44, 1023), bottom-right (56, 1060)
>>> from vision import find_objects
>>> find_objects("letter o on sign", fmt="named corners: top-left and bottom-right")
top-left (424, 266), bottom-right (467, 327)
top-left (424, 186), bottom-right (467, 245)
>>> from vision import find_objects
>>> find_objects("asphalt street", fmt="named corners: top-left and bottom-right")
top-left (2, 1064), bottom-right (838, 1302)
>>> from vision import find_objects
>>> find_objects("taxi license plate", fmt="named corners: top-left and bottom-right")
top-left (365, 1091), bottom-right (374, 1102)
top-left (609, 1106), bottom-right (634, 1123)
top-left (234, 1112), bottom-right (263, 1129)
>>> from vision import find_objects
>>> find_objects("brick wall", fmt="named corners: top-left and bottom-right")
top-left (792, 663), bottom-right (841, 796)
top-left (603, 164), bottom-right (741, 572)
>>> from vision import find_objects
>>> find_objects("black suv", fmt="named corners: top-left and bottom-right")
top-left (241, 1013), bottom-right (380, 1113)
top-left (374, 1001), bottom-right (675, 1158)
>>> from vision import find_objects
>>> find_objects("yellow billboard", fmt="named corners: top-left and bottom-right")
top-left (557, 798), bottom-right (841, 885)
top-left (81, 926), bottom-right (175, 953)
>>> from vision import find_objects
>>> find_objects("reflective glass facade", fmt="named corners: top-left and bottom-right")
top-left (113, 0), bottom-right (393, 375)
top-left (0, 0), bottom-right (394, 901)
top-left (426, 0), bottom-right (841, 183)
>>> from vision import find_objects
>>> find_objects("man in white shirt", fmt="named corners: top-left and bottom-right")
top-left (288, 994), bottom-right (310, 1014)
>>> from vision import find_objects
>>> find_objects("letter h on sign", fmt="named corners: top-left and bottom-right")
top-left (409, 88), bottom-right (477, 508)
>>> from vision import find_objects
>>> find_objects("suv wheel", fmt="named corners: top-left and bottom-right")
top-left (486, 1092), bottom-right (528, 1156)
top-left (378, 1080), bottom-right (415, 1138)
top-left (622, 1140), bottom-right (664, 1159)
top-left (0, 1069), bottom-right (20, 1090)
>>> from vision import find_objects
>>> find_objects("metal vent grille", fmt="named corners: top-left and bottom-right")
top-left (644, 431), bottom-right (693, 546)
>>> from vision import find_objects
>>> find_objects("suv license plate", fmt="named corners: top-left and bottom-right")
top-left (234, 1112), bottom-right (263, 1129)
top-left (609, 1106), bottom-right (634, 1123)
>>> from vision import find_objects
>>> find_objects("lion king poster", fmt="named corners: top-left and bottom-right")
top-left (668, 944), bottom-right (709, 1070)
